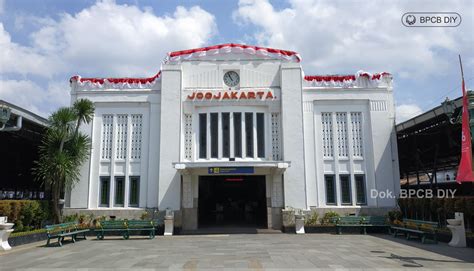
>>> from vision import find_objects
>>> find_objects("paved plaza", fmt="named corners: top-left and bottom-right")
top-left (0, 233), bottom-right (473, 270)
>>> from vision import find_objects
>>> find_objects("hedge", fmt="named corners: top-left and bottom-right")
top-left (0, 200), bottom-right (51, 232)
top-left (397, 197), bottom-right (474, 230)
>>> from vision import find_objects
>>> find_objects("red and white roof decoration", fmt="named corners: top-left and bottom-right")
top-left (69, 44), bottom-right (391, 90)
top-left (70, 71), bottom-right (161, 89)
top-left (304, 71), bottom-right (392, 88)
top-left (164, 43), bottom-right (301, 64)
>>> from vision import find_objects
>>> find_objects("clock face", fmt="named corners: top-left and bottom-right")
top-left (223, 71), bottom-right (240, 87)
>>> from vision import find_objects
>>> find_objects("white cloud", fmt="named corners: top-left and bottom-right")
top-left (234, 0), bottom-right (472, 77)
top-left (0, 79), bottom-right (69, 117)
top-left (0, 0), bottom-right (217, 116)
top-left (0, 23), bottom-right (62, 77)
top-left (29, 0), bottom-right (217, 77)
top-left (396, 104), bottom-right (423, 123)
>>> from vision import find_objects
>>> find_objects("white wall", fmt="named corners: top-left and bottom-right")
top-left (303, 88), bottom-right (399, 208)
top-left (67, 55), bottom-right (399, 213)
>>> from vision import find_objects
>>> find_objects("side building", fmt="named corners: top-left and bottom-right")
top-left (65, 44), bottom-right (400, 230)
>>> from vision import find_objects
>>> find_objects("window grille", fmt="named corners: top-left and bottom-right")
top-left (101, 115), bottom-right (113, 160)
top-left (271, 113), bottom-right (280, 160)
top-left (321, 113), bottom-right (333, 157)
top-left (130, 114), bottom-right (143, 160)
top-left (116, 115), bottom-right (128, 160)
top-left (350, 112), bottom-right (363, 157)
top-left (335, 113), bottom-right (348, 157)
top-left (184, 114), bottom-right (192, 160)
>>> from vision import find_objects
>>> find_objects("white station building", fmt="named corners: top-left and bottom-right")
top-left (65, 44), bottom-right (400, 230)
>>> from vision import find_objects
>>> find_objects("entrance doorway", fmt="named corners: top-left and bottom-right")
top-left (198, 175), bottom-right (267, 228)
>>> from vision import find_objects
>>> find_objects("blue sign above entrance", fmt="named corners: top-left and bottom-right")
top-left (208, 167), bottom-right (255, 174)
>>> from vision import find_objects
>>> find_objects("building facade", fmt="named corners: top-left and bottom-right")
top-left (65, 44), bottom-right (400, 230)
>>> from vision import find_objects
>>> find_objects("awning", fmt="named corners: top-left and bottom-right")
top-left (172, 161), bottom-right (291, 175)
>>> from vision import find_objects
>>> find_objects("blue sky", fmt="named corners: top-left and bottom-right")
top-left (0, 0), bottom-right (472, 122)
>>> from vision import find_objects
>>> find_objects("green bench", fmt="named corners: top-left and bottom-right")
top-left (95, 220), bottom-right (155, 240)
top-left (45, 222), bottom-right (89, 247)
top-left (335, 216), bottom-right (388, 234)
top-left (390, 219), bottom-right (439, 244)
top-left (361, 216), bottom-right (390, 234)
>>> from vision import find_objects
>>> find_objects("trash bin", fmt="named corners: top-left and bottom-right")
top-left (164, 209), bottom-right (174, 236)
top-left (295, 214), bottom-right (305, 234)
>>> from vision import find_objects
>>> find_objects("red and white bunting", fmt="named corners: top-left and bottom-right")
top-left (164, 43), bottom-right (301, 64)
top-left (304, 71), bottom-right (392, 88)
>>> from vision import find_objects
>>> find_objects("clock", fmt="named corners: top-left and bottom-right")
top-left (223, 71), bottom-right (240, 87)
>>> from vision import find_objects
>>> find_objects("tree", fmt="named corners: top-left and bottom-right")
top-left (34, 99), bottom-right (94, 223)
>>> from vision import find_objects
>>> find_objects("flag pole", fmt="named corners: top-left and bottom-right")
top-left (459, 54), bottom-right (464, 80)
top-left (456, 54), bottom-right (474, 183)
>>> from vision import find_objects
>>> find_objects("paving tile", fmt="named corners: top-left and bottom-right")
top-left (0, 233), bottom-right (473, 269)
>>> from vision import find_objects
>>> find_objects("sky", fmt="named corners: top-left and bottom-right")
top-left (0, 0), bottom-right (472, 123)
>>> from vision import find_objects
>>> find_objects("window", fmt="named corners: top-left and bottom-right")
top-left (271, 113), bottom-right (280, 160)
top-left (234, 113), bottom-right (242, 158)
top-left (325, 175), bottom-right (336, 205)
top-left (335, 113), bottom-right (348, 157)
top-left (116, 115), bottom-right (128, 160)
top-left (114, 177), bottom-right (125, 207)
top-left (257, 113), bottom-right (265, 158)
top-left (99, 177), bottom-right (110, 207)
top-left (222, 113), bottom-right (230, 158)
top-left (101, 115), bottom-right (113, 160)
top-left (184, 114), bottom-right (192, 160)
top-left (355, 175), bottom-right (367, 205)
top-left (130, 114), bottom-right (143, 160)
top-left (129, 176), bottom-right (140, 207)
top-left (350, 112), bottom-right (363, 157)
top-left (340, 175), bottom-right (352, 205)
top-left (210, 113), bottom-right (218, 158)
top-left (199, 114), bottom-right (207, 158)
top-left (321, 113), bottom-right (333, 157)
top-left (198, 111), bottom-right (266, 160)
top-left (245, 113), bottom-right (254, 157)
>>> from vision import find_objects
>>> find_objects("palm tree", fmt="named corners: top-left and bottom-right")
top-left (73, 99), bottom-right (95, 136)
top-left (34, 99), bottom-right (94, 223)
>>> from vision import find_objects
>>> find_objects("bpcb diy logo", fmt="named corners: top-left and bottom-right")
top-left (405, 15), bottom-right (416, 25)
top-left (402, 12), bottom-right (461, 27)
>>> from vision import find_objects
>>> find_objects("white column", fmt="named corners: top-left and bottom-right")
top-left (147, 102), bottom-right (160, 208)
top-left (158, 65), bottom-right (182, 210)
top-left (280, 63), bottom-right (307, 209)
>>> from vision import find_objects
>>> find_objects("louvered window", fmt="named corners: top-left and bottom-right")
top-left (335, 113), bottom-right (348, 157)
top-left (130, 114), bottom-right (143, 160)
top-left (116, 115), bottom-right (128, 160)
top-left (350, 112), bottom-right (363, 157)
top-left (321, 113), bottom-right (333, 158)
top-left (101, 115), bottom-right (113, 160)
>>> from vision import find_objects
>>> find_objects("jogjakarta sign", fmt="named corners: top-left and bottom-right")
top-left (187, 90), bottom-right (275, 101)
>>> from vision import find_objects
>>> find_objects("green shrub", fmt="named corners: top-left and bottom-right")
top-left (388, 210), bottom-right (402, 222)
top-left (320, 211), bottom-right (340, 225)
top-left (305, 212), bottom-right (319, 226)
top-left (63, 213), bottom-right (79, 223)
top-left (0, 200), bottom-right (51, 232)
top-left (10, 229), bottom-right (47, 238)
